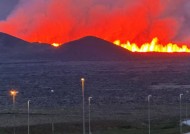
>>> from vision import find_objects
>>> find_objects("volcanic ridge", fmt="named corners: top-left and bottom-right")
top-left (0, 32), bottom-right (189, 61)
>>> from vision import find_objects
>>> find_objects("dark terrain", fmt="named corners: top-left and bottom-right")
top-left (0, 32), bottom-right (190, 133)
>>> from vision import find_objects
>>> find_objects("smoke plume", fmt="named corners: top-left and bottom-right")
top-left (0, 0), bottom-right (189, 45)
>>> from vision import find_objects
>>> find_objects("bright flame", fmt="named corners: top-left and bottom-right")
top-left (113, 37), bottom-right (190, 53)
top-left (51, 43), bottom-right (61, 47)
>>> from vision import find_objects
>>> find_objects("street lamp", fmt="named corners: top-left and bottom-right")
top-left (81, 78), bottom-right (85, 134)
top-left (148, 95), bottom-right (152, 134)
top-left (180, 93), bottom-right (183, 134)
top-left (50, 89), bottom-right (55, 134)
top-left (10, 89), bottom-right (19, 134)
top-left (10, 90), bottom-right (19, 108)
top-left (27, 90), bottom-right (54, 134)
top-left (27, 100), bottom-right (30, 134)
top-left (88, 97), bottom-right (92, 134)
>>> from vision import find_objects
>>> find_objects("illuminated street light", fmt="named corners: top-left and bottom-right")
top-left (10, 89), bottom-right (19, 134)
top-left (88, 97), bottom-right (92, 134)
top-left (148, 95), bottom-right (152, 134)
top-left (10, 90), bottom-right (19, 107)
top-left (180, 93), bottom-right (183, 134)
top-left (81, 78), bottom-right (85, 134)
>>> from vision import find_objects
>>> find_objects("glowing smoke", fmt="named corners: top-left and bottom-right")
top-left (0, 0), bottom-right (189, 45)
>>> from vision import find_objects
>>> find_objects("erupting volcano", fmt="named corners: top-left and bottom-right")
top-left (1, 0), bottom-right (190, 54)
top-left (113, 38), bottom-right (190, 53)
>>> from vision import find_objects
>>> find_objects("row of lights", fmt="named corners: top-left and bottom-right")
top-left (8, 79), bottom-right (188, 134)
top-left (82, 79), bottom-right (189, 134)
top-left (148, 92), bottom-right (189, 134)
top-left (8, 78), bottom-right (92, 134)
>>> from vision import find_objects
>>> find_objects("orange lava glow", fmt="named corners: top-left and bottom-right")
top-left (113, 37), bottom-right (190, 53)
top-left (51, 43), bottom-right (61, 47)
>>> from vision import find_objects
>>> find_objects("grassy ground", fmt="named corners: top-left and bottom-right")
top-left (0, 119), bottom-right (190, 134)
top-left (0, 103), bottom-right (189, 134)
top-left (0, 122), bottom-right (190, 134)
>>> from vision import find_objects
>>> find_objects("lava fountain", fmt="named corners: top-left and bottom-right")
top-left (51, 43), bottom-right (61, 47)
top-left (113, 38), bottom-right (190, 53)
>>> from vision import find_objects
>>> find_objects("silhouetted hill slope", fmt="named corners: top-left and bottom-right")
top-left (58, 36), bottom-right (132, 61)
top-left (0, 32), bottom-right (30, 47)
top-left (0, 32), bottom-right (53, 59)
top-left (1, 32), bottom-right (189, 61)
top-left (0, 33), bottom-right (133, 61)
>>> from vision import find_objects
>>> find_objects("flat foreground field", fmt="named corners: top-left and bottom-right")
top-left (0, 103), bottom-right (190, 134)
top-left (0, 58), bottom-right (190, 133)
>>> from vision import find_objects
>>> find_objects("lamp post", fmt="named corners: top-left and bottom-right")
top-left (10, 89), bottom-right (19, 134)
top-left (27, 100), bottom-right (30, 134)
top-left (148, 95), bottom-right (152, 134)
top-left (81, 78), bottom-right (85, 134)
top-left (180, 93), bottom-right (183, 134)
top-left (88, 97), bottom-right (92, 134)
top-left (27, 92), bottom-right (54, 134)
top-left (50, 89), bottom-right (55, 134)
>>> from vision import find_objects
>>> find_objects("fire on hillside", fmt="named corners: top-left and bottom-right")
top-left (113, 37), bottom-right (190, 53)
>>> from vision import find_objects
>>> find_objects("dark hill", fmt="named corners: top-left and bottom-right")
top-left (0, 32), bottom-right (30, 47)
top-left (2, 33), bottom-right (188, 61)
top-left (0, 32), bottom-right (53, 59)
top-left (57, 36), bottom-right (190, 61)
top-left (57, 36), bottom-right (132, 61)
top-left (0, 33), bottom-right (133, 61)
